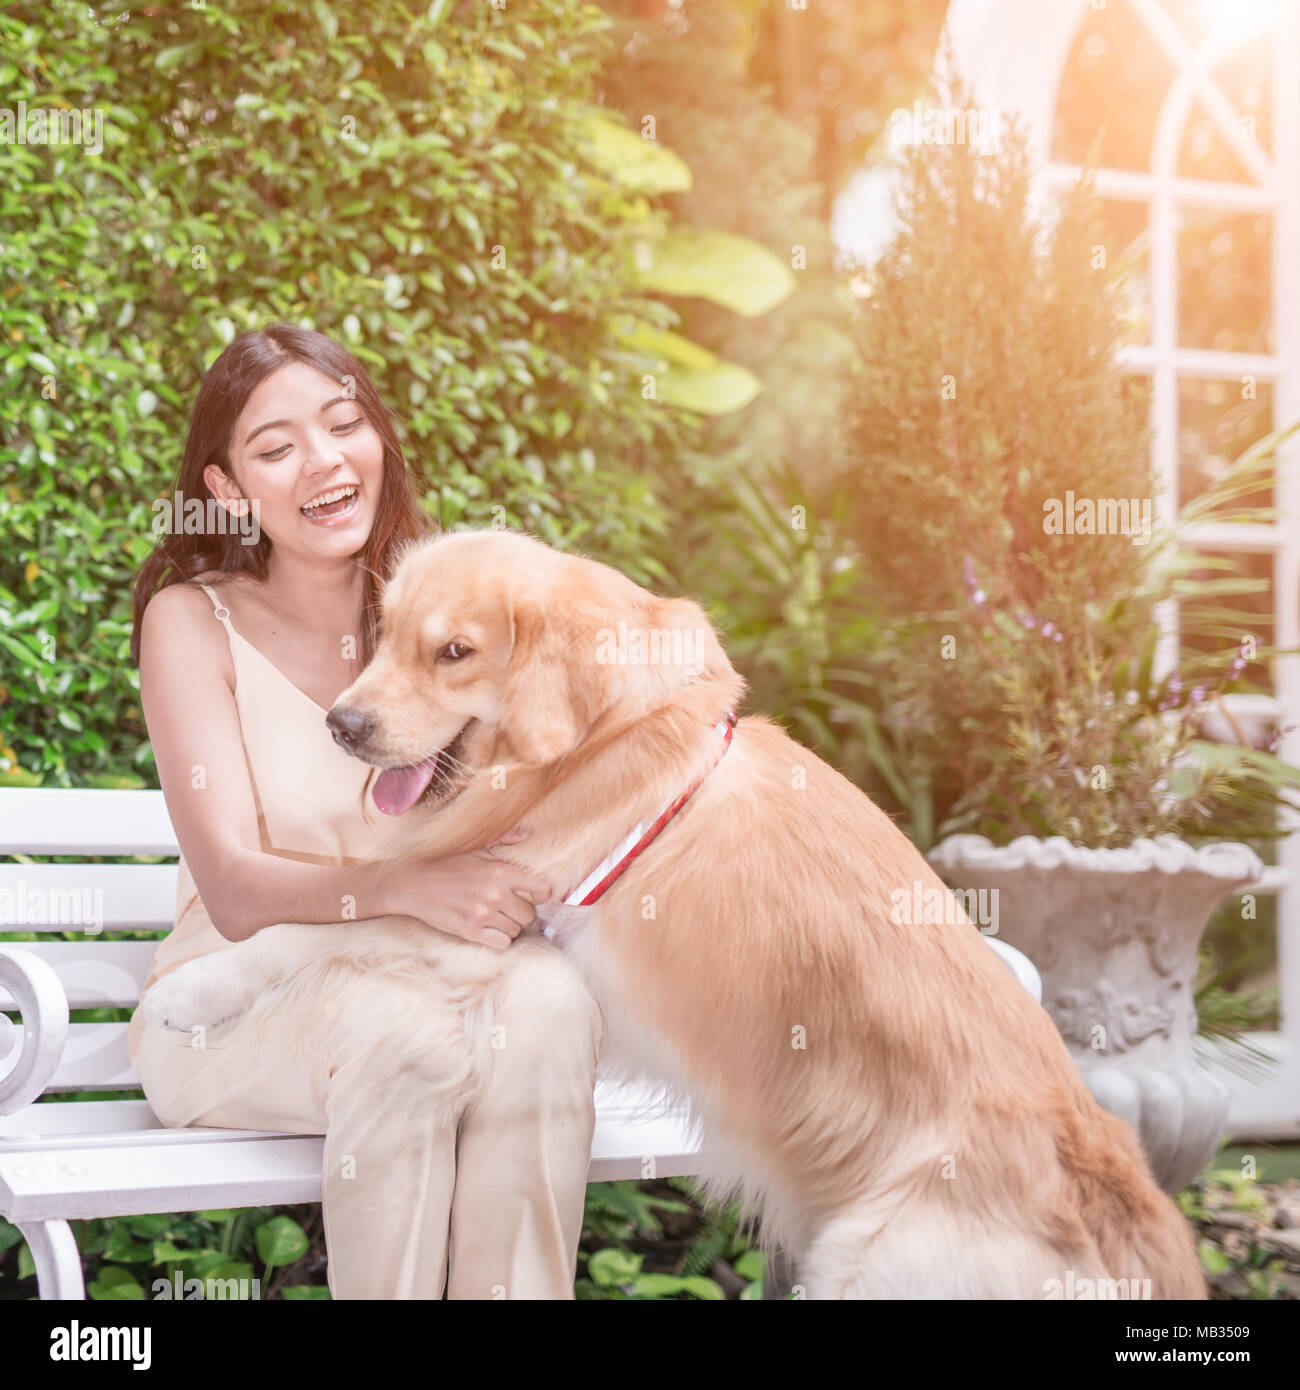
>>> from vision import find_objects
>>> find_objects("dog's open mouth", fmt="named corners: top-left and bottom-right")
top-left (372, 720), bottom-right (475, 816)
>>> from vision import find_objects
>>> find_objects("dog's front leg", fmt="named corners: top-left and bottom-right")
top-left (140, 923), bottom-right (347, 1033)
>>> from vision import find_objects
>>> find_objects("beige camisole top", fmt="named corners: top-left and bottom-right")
top-left (142, 580), bottom-right (388, 991)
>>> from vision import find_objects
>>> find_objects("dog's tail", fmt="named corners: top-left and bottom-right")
top-left (1047, 1081), bottom-right (1207, 1300)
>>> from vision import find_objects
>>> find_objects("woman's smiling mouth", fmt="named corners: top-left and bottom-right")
top-left (301, 483), bottom-right (360, 525)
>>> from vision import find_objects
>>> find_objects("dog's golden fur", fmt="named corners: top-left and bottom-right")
top-left (145, 529), bottom-right (1206, 1299)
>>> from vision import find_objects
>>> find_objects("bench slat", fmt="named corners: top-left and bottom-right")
top-left (1, 1134), bottom-right (329, 1220)
top-left (0, 1099), bottom-right (163, 1140)
top-left (0, 1100), bottom-right (292, 1147)
top-left (0, 789), bottom-right (178, 856)
top-left (0, 1084), bottom-right (701, 1220)
top-left (0, 943), bottom-right (159, 1010)
top-left (43, 1023), bottom-right (137, 1092)
top-left (0, 865), bottom-right (178, 934)
top-left (0, 1081), bottom-right (688, 1141)
top-left (1, 1125), bottom-right (705, 1221)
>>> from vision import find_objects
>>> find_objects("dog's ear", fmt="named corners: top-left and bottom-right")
top-left (651, 595), bottom-right (735, 685)
top-left (501, 593), bottom-right (614, 767)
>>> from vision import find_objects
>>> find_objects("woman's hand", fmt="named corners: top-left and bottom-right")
top-left (391, 830), bottom-right (552, 951)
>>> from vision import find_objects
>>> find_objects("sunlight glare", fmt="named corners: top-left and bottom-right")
top-left (1194, 0), bottom-right (1280, 40)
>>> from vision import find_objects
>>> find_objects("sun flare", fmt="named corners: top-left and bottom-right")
top-left (1194, 0), bottom-right (1280, 39)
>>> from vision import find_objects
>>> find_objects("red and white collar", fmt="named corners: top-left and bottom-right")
top-left (548, 710), bottom-right (738, 918)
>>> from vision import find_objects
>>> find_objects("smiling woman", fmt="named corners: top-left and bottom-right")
top-left (131, 325), bottom-right (425, 667)
top-left (122, 324), bottom-right (606, 1301)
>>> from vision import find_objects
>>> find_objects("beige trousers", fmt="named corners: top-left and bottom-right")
top-left (126, 941), bottom-right (605, 1300)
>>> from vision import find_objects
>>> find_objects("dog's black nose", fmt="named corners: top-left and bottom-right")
top-left (326, 705), bottom-right (373, 753)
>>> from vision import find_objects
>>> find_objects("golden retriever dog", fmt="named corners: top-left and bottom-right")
top-left (143, 529), bottom-right (1206, 1300)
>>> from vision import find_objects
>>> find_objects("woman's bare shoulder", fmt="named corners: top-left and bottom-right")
top-left (142, 577), bottom-right (220, 623)
top-left (188, 568), bottom-right (253, 595)
top-left (138, 579), bottom-right (233, 674)
top-left (146, 570), bottom-right (259, 616)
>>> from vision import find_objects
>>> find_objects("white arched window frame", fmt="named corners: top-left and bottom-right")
top-left (945, 0), bottom-right (1300, 1139)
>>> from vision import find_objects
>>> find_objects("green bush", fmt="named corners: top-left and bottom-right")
top-left (830, 111), bottom-right (1151, 841)
top-left (832, 92), bottom-right (1300, 850)
top-left (0, 0), bottom-right (694, 786)
top-left (0, 1206), bottom-right (324, 1301)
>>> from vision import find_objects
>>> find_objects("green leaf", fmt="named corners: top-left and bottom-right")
top-left (89, 1266), bottom-right (146, 1300)
top-left (0, 765), bottom-right (42, 787)
top-left (613, 320), bottom-right (718, 372)
top-left (637, 229), bottom-right (796, 318)
top-left (576, 111), bottom-right (692, 195)
top-left (155, 45), bottom-right (197, 73)
top-left (0, 632), bottom-right (43, 669)
top-left (203, 1261), bottom-right (257, 1299)
top-left (586, 1246), bottom-right (643, 1285)
top-left (152, 1240), bottom-right (208, 1262)
top-left (428, 0), bottom-right (456, 32)
top-left (632, 1272), bottom-right (727, 1299)
top-left (122, 1215), bottom-right (171, 1239)
top-left (254, 1215), bottom-right (309, 1266)
top-left (656, 360), bottom-right (763, 416)
top-left (104, 1226), bottom-right (153, 1263)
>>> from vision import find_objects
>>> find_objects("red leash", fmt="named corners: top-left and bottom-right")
top-left (558, 710), bottom-right (738, 908)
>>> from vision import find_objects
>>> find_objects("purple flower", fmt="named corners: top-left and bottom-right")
top-left (1264, 722), bottom-right (1297, 753)
top-left (1190, 685), bottom-right (1207, 706)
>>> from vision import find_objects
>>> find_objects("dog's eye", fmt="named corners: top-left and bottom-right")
top-left (439, 640), bottom-right (475, 661)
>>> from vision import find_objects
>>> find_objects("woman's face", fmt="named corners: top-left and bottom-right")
top-left (206, 360), bottom-right (386, 562)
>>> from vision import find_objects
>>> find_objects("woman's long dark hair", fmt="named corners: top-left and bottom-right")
top-left (130, 324), bottom-right (430, 665)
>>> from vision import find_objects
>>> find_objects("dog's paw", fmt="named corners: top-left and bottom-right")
top-left (140, 960), bottom-right (246, 1033)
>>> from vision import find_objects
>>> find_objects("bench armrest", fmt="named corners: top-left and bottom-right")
top-left (983, 936), bottom-right (1043, 1005)
top-left (0, 949), bottom-right (70, 1117)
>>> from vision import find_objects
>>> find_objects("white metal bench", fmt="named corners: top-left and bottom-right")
top-left (0, 788), bottom-right (706, 1300)
top-left (1, 786), bottom-right (1043, 1300)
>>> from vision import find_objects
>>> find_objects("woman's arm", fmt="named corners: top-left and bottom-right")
top-left (138, 583), bottom-right (550, 949)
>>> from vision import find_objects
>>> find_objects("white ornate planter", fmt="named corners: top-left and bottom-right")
top-left (926, 833), bottom-right (1265, 1193)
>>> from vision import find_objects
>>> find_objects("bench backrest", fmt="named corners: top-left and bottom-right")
top-left (0, 789), bottom-right (178, 1094)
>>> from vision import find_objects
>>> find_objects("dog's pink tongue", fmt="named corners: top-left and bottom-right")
top-left (373, 758), bottom-right (438, 816)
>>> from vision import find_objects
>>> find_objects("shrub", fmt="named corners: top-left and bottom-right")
top-left (830, 79), bottom-right (1300, 856)
top-left (0, 0), bottom-right (689, 786)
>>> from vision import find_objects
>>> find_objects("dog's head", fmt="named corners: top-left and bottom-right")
top-left (327, 530), bottom-right (737, 816)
